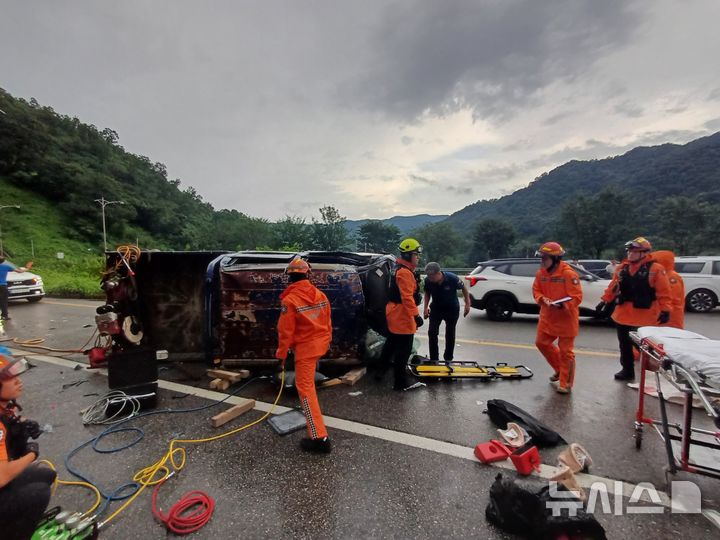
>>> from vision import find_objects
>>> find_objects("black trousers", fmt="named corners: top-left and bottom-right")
top-left (378, 332), bottom-right (414, 389)
top-left (0, 464), bottom-right (56, 540)
top-left (0, 284), bottom-right (8, 319)
top-left (428, 309), bottom-right (459, 361)
top-left (616, 323), bottom-right (638, 373)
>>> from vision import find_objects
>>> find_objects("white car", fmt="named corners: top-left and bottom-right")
top-left (465, 258), bottom-right (611, 321)
top-left (7, 268), bottom-right (45, 302)
top-left (675, 256), bottom-right (720, 313)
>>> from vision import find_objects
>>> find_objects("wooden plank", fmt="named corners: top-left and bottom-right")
top-left (211, 399), bottom-right (256, 428)
top-left (209, 378), bottom-right (230, 391)
top-left (207, 369), bottom-right (250, 383)
top-left (340, 367), bottom-right (367, 386)
top-left (319, 378), bottom-right (343, 388)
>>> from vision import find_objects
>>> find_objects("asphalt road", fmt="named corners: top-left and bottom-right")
top-left (3, 297), bottom-right (720, 539)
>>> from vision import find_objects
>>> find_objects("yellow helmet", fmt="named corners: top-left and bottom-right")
top-left (398, 238), bottom-right (423, 254)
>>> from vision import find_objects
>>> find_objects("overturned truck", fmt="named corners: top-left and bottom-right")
top-left (101, 250), bottom-right (396, 366)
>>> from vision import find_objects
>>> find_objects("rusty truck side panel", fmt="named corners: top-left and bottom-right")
top-left (218, 262), bottom-right (365, 362)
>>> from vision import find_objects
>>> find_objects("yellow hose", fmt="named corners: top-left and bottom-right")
top-left (100, 369), bottom-right (285, 527)
top-left (38, 460), bottom-right (103, 517)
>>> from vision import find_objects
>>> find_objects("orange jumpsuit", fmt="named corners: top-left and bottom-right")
top-left (652, 251), bottom-right (685, 329)
top-left (380, 258), bottom-right (420, 389)
top-left (276, 279), bottom-right (332, 440)
top-left (386, 259), bottom-right (420, 335)
top-left (532, 261), bottom-right (583, 390)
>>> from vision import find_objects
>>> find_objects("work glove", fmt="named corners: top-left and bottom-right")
top-left (414, 315), bottom-right (424, 328)
top-left (25, 441), bottom-right (39, 460)
top-left (657, 311), bottom-right (670, 325)
top-left (595, 301), bottom-right (607, 313)
top-left (22, 420), bottom-right (42, 440)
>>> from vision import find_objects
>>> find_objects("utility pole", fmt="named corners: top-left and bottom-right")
top-left (0, 205), bottom-right (21, 257)
top-left (94, 196), bottom-right (124, 252)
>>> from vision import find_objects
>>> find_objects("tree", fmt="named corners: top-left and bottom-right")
top-left (470, 218), bottom-right (516, 261)
top-left (413, 222), bottom-right (465, 266)
top-left (311, 206), bottom-right (350, 250)
top-left (357, 220), bottom-right (401, 253)
top-left (653, 196), bottom-right (710, 255)
top-left (272, 215), bottom-right (311, 250)
top-left (555, 188), bottom-right (633, 258)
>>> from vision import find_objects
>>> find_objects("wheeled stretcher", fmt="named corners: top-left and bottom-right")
top-left (631, 326), bottom-right (720, 481)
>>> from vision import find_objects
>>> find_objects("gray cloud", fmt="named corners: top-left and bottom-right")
top-left (409, 174), bottom-right (438, 186)
top-left (446, 185), bottom-right (474, 196)
top-left (704, 117), bottom-right (720, 132)
top-left (542, 111), bottom-right (575, 126)
top-left (708, 88), bottom-right (720, 101)
top-left (614, 99), bottom-right (644, 118)
top-left (401, 136), bottom-right (414, 146)
top-left (343, 0), bottom-right (642, 122)
top-left (466, 164), bottom-right (525, 182)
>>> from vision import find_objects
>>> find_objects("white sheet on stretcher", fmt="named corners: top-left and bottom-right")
top-left (636, 326), bottom-right (720, 389)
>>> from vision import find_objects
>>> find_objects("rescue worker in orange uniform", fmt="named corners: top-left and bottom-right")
top-left (276, 258), bottom-right (333, 453)
top-left (532, 242), bottom-right (583, 394)
top-left (378, 238), bottom-right (426, 392)
top-left (597, 237), bottom-right (672, 381)
top-left (652, 250), bottom-right (685, 329)
top-left (0, 348), bottom-right (56, 540)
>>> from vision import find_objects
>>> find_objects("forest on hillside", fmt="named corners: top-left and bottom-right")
top-left (1, 87), bottom-right (719, 270)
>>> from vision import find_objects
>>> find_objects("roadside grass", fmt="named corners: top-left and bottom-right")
top-left (1, 177), bottom-right (104, 297)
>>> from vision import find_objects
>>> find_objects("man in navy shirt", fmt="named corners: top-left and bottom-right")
top-left (422, 262), bottom-right (471, 362)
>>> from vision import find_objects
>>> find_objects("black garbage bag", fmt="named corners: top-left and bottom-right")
top-left (485, 473), bottom-right (544, 535)
top-left (486, 399), bottom-right (566, 448)
top-left (538, 484), bottom-right (607, 540)
top-left (485, 474), bottom-right (607, 540)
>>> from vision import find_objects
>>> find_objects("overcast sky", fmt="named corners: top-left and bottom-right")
top-left (2, 1), bottom-right (719, 220)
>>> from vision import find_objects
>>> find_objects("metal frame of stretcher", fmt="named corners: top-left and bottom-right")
top-left (631, 332), bottom-right (720, 482)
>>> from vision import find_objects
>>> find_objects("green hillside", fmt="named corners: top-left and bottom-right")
top-left (445, 133), bottom-right (720, 238)
top-left (345, 214), bottom-right (448, 235)
top-left (0, 176), bottom-right (104, 296)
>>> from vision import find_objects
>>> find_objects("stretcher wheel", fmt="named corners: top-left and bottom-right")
top-left (634, 426), bottom-right (643, 450)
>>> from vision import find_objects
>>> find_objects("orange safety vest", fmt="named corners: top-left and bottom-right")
top-left (532, 261), bottom-right (583, 337)
top-left (276, 279), bottom-right (332, 360)
top-left (386, 259), bottom-right (420, 335)
top-left (602, 255), bottom-right (672, 327)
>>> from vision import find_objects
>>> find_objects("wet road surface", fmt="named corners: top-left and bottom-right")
top-left (3, 298), bottom-right (720, 538)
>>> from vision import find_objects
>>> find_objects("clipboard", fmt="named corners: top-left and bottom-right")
top-left (550, 296), bottom-right (572, 305)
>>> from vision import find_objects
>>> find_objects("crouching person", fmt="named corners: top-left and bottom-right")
top-left (276, 258), bottom-right (333, 454)
top-left (0, 348), bottom-right (56, 540)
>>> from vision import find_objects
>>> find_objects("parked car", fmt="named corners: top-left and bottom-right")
top-left (576, 259), bottom-right (614, 280)
top-left (7, 266), bottom-right (45, 302)
top-left (674, 256), bottom-right (720, 313)
top-left (465, 258), bottom-right (611, 321)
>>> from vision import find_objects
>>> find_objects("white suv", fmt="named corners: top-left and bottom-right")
top-left (675, 256), bottom-right (720, 313)
top-left (466, 258), bottom-right (611, 321)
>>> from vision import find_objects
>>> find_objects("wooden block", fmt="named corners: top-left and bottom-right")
top-left (211, 399), bottom-right (256, 428)
top-left (340, 367), bottom-right (367, 386)
top-left (206, 369), bottom-right (250, 383)
top-left (209, 378), bottom-right (230, 391)
top-left (319, 378), bottom-right (343, 388)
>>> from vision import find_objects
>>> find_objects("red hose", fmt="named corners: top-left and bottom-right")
top-left (151, 480), bottom-right (215, 535)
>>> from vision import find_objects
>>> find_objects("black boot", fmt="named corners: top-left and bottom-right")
top-left (300, 437), bottom-right (332, 454)
top-left (614, 369), bottom-right (635, 381)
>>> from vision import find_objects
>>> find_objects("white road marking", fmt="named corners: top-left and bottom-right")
top-left (19, 350), bottom-right (720, 525)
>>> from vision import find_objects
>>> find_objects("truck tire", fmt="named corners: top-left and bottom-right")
top-left (686, 289), bottom-right (717, 313)
top-left (485, 295), bottom-right (514, 321)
